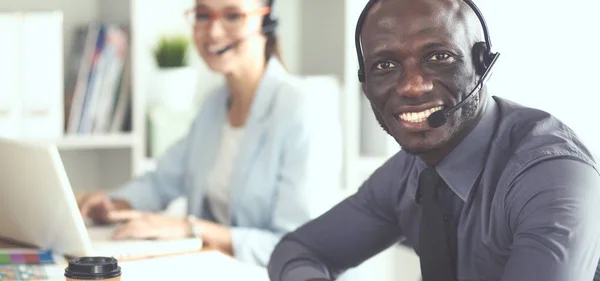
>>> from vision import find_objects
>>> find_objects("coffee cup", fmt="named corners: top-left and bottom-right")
top-left (64, 257), bottom-right (121, 281)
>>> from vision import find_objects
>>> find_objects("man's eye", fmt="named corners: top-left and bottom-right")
top-left (375, 61), bottom-right (396, 70)
top-left (427, 53), bottom-right (454, 63)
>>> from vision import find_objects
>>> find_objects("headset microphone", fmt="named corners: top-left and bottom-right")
top-left (427, 51), bottom-right (499, 128)
top-left (214, 24), bottom-right (277, 56)
top-left (216, 0), bottom-right (278, 56)
top-left (215, 21), bottom-right (276, 55)
top-left (216, 40), bottom-right (242, 55)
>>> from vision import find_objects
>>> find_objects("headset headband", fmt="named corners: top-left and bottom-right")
top-left (355, 0), bottom-right (494, 82)
top-left (263, 0), bottom-right (278, 33)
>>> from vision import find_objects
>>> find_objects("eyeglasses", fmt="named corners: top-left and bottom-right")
top-left (184, 6), bottom-right (271, 31)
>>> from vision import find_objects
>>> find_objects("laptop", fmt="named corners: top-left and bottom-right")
top-left (0, 137), bottom-right (202, 259)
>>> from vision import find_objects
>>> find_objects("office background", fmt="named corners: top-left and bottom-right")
top-left (1, 0), bottom-right (599, 280)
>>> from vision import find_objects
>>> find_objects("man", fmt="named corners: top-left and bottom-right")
top-left (267, 0), bottom-right (600, 280)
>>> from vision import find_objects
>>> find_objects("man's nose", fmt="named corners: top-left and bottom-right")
top-left (396, 68), bottom-right (434, 98)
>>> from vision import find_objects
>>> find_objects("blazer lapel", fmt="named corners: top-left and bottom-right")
top-left (188, 90), bottom-right (228, 217)
top-left (229, 58), bottom-right (287, 213)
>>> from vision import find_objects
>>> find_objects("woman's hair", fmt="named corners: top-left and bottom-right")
top-left (262, 0), bottom-right (287, 69)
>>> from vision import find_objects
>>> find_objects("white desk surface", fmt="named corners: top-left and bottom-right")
top-left (18, 250), bottom-right (268, 281)
top-left (0, 238), bottom-right (268, 281)
top-left (118, 251), bottom-right (268, 281)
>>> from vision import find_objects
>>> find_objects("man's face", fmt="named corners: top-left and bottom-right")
top-left (361, 0), bottom-right (483, 155)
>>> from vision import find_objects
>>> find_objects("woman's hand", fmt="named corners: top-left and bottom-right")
top-left (78, 193), bottom-right (131, 225)
top-left (191, 218), bottom-right (233, 255)
top-left (109, 211), bottom-right (189, 240)
top-left (108, 211), bottom-right (234, 256)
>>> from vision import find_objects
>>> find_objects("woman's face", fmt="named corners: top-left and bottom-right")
top-left (190, 0), bottom-right (268, 74)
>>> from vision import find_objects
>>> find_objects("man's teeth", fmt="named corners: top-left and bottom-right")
top-left (398, 106), bottom-right (443, 123)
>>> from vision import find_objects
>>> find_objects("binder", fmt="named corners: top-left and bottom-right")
top-left (20, 11), bottom-right (64, 140)
top-left (0, 11), bottom-right (64, 140)
top-left (0, 13), bottom-right (23, 139)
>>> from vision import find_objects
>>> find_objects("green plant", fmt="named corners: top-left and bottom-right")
top-left (153, 34), bottom-right (190, 68)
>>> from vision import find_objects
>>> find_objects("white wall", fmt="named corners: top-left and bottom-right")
top-left (480, 0), bottom-right (600, 155)
top-left (298, 0), bottom-right (346, 79)
top-left (274, 0), bottom-right (301, 75)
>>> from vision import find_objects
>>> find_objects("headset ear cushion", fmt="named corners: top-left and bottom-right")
top-left (262, 20), bottom-right (278, 34)
top-left (472, 41), bottom-right (491, 75)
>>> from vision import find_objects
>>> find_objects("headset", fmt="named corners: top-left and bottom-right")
top-left (262, 0), bottom-right (279, 34)
top-left (354, 0), bottom-right (501, 128)
top-left (216, 0), bottom-right (279, 55)
top-left (356, 0), bottom-right (497, 82)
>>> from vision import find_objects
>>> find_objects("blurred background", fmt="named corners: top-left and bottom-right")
top-left (0, 0), bottom-right (598, 280)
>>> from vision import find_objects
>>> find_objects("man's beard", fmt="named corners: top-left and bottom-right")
top-left (369, 94), bottom-right (479, 155)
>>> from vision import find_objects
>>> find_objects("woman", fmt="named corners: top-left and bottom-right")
top-left (78, 0), bottom-right (343, 266)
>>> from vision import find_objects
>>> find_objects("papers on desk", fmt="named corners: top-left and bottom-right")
top-left (0, 247), bottom-right (267, 281)
top-left (0, 249), bottom-right (67, 281)
top-left (119, 251), bottom-right (268, 281)
top-left (87, 226), bottom-right (203, 260)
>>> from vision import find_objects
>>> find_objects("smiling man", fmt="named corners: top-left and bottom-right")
top-left (267, 0), bottom-right (600, 281)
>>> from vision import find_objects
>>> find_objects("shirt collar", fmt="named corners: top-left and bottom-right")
top-left (416, 95), bottom-right (498, 202)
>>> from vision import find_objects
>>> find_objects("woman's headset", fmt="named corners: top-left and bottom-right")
top-left (355, 0), bottom-right (498, 83)
top-left (262, 0), bottom-right (278, 34)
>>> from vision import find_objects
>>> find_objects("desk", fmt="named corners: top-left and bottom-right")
top-left (0, 239), bottom-right (15, 249)
top-left (0, 238), bottom-right (269, 281)
top-left (0, 238), bottom-right (36, 249)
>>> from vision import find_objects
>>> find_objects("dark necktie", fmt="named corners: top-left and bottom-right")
top-left (418, 167), bottom-right (457, 281)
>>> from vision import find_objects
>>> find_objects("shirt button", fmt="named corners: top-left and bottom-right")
top-left (444, 216), bottom-right (450, 221)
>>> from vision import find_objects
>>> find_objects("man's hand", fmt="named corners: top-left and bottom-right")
top-left (78, 192), bottom-right (131, 225)
top-left (109, 211), bottom-right (190, 240)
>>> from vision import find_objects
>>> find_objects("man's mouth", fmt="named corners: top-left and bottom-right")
top-left (397, 106), bottom-right (443, 123)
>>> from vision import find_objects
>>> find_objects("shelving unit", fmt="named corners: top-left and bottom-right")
top-left (2, 0), bottom-right (400, 194)
top-left (1, 0), bottom-right (197, 191)
top-left (56, 134), bottom-right (138, 150)
top-left (298, 0), bottom-right (399, 192)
